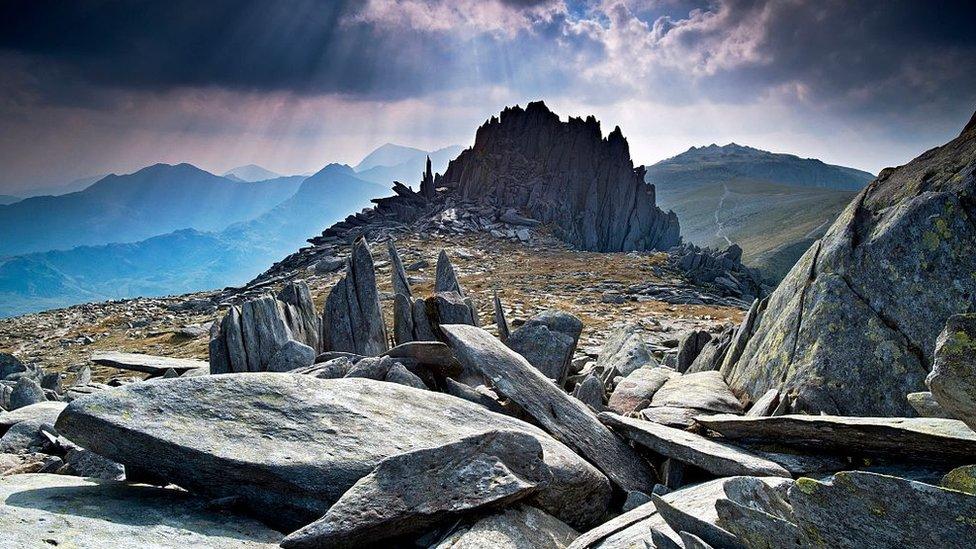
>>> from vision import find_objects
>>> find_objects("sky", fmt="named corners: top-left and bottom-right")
top-left (1, 0), bottom-right (975, 194)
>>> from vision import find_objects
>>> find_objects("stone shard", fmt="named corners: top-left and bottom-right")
top-left (596, 323), bottom-right (658, 382)
top-left (322, 237), bottom-right (388, 356)
top-left (393, 292), bottom-right (416, 345)
top-left (790, 471), bottom-right (976, 548)
top-left (432, 504), bottom-right (579, 549)
top-left (906, 391), bottom-right (952, 418)
top-left (927, 313), bottom-right (976, 430)
top-left (276, 280), bottom-right (321, 353)
top-left (494, 290), bottom-right (511, 342)
top-left (91, 351), bottom-right (207, 375)
top-left (697, 414), bottom-right (976, 464)
top-left (600, 413), bottom-right (790, 478)
top-left (607, 367), bottom-right (674, 415)
top-left (650, 371), bottom-right (743, 414)
top-left (55, 374), bottom-right (610, 530)
top-left (439, 101), bottom-right (680, 252)
top-left (686, 327), bottom-right (733, 374)
top-left (744, 389), bottom-right (779, 417)
top-left (506, 310), bottom-right (582, 384)
top-left (387, 239), bottom-right (413, 299)
top-left (722, 120), bottom-right (976, 416)
top-left (436, 250), bottom-right (465, 296)
top-left (676, 330), bottom-right (712, 373)
top-left (281, 431), bottom-right (551, 548)
top-left (440, 324), bottom-right (655, 495)
top-left (0, 474), bottom-right (280, 548)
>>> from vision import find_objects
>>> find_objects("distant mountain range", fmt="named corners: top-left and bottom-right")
top-left (223, 164), bottom-right (282, 182)
top-left (0, 164), bottom-right (304, 256)
top-left (353, 144), bottom-right (463, 187)
top-left (0, 163), bottom-right (386, 317)
top-left (0, 195), bottom-right (19, 205)
top-left (648, 143), bottom-right (874, 282)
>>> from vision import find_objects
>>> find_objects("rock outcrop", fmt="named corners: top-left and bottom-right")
top-left (720, 114), bottom-right (976, 416)
top-left (438, 101), bottom-right (679, 252)
top-left (322, 237), bottom-right (388, 356)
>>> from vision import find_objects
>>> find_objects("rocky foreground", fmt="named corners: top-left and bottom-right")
top-left (1, 106), bottom-right (976, 548)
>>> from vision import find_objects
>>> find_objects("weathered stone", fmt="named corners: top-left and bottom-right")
top-left (0, 401), bottom-right (66, 435)
top-left (680, 532), bottom-right (716, 549)
top-left (596, 323), bottom-right (658, 381)
top-left (722, 120), bottom-right (976, 416)
top-left (0, 452), bottom-right (61, 475)
top-left (676, 330), bottom-right (712, 373)
top-left (382, 340), bottom-right (461, 377)
top-left (266, 339), bottom-right (315, 372)
top-left (57, 440), bottom-right (125, 480)
top-left (0, 474), bottom-right (280, 548)
top-left (640, 406), bottom-right (718, 430)
top-left (210, 293), bottom-right (303, 374)
top-left (412, 296), bottom-right (439, 341)
top-left (277, 280), bottom-right (321, 353)
top-left (790, 471), bottom-right (976, 548)
top-left (907, 391), bottom-right (952, 418)
top-left (345, 356), bottom-right (396, 380)
top-left (506, 310), bottom-right (582, 383)
top-left (573, 373), bottom-right (605, 411)
top-left (9, 377), bottom-right (46, 410)
top-left (0, 353), bottom-right (28, 381)
top-left (322, 237), bottom-right (388, 356)
top-left (91, 351), bottom-right (207, 375)
top-left (441, 324), bottom-right (655, 495)
top-left (607, 367), bottom-right (674, 415)
top-left (686, 327), bottom-right (733, 374)
top-left (433, 504), bottom-right (578, 549)
top-left (698, 414), bottom-right (976, 464)
top-left (55, 374), bottom-right (610, 530)
top-left (439, 101), bottom-right (680, 252)
top-left (443, 378), bottom-right (508, 415)
top-left (494, 290), bottom-right (510, 342)
top-left (927, 313), bottom-right (976, 430)
top-left (384, 362), bottom-right (427, 389)
top-left (650, 371), bottom-right (743, 414)
top-left (0, 419), bottom-right (55, 453)
top-left (436, 250), bottom-right (465, 295)
top-left (745, 389), bottom-right (779, 417)
top-left (291, 357), bottom-right (353, 379)
top-left (942, 464), bottom-right (976, 495)
top-left (651, 491), bottom-right (743, 549)
top-left (600, 413), bottom-right (789, 478)
top-left (393, 292), bottom-right (415, 345)
top-left (388, 239), bottom-right (413, 299)
top-left (281, 431), bottom-right (551, 548)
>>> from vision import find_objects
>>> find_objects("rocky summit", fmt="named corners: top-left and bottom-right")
top-left (1, 106), bottom-right (976, 548)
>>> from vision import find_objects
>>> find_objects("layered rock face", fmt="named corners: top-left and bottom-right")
top-left (721, 114), bottom-right (976, 416)
top-left (438, 101), bottom-right (680, 252)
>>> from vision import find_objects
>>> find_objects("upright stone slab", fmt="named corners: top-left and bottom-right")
top-left (322, 237), bottom-right (388, 356)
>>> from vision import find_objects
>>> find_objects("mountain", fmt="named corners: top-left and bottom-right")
top-left (353, 144), bottom-right (463, 186)
top-left (353, 143), bottom-right (427, 172)
top-left (0, 163), bottom-right (304, 256)
top-left (0, 164), bottom-right (386, 318)
top-left (20, 174), bottom-right (108, 198)
top-left (0, 195), bottom-right (19, 205)
top-left (646, 143), bottom-right (874, 191)
top-left (647, 144), bottom-right (873, 282)
top-left (223, 164), bottom-right (282, 182)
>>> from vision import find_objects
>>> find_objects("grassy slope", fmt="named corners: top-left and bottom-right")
top-left (656, 178), bottom-right (856, 282)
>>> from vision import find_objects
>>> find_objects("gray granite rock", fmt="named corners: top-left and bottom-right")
top-left (9, 377), bottom-right (46, 410)
top-left (927, 313), bottom-right (976, 430)
top-left (384, 362), bottom-right (427, 389)
top-left (506, 310), bottom-right (582, 383)
top-left (573, 373), bottom-right (605, 411)
top-left (55, 374), bottom-right (610, 530)
top-left (0, 418), bottom-right (55, 453)
top-left (266, 339), bottom-right (315, 372)
top-left (281, 431), bottom-right (551, 548)
top-left (607, 367), bottom-right (674, 415)
top-left (650, 371), bottom-right (743, 414)
top-left (596, 323), bottom-right (658, 381)
top-left (906, 391), bottom-right (952, 418)
top-left (676, 331), bottom-right (712, 373)
top-left (0, 474), bottom-right (280, 548)
top-left (433, 504), bottom-right (578, 549)
top-left (322, 237), bottom-right (388, 356)
top-left (0, 401), bottom-right (66, 435)
top-left (388, 239), bottom-right (413, 299)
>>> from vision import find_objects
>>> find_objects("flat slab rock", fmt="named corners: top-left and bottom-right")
top-left (600, 412), bottom-right (789, 478)
top-left (434, 504), bottom-right (579, 549)
top-left (55, 374), bottom-right (610, 530)
top-left (0, 401), bottom-right (66, 434)
top-left (91, 351), bottom-right (207, 374)
top-left (697, 414), bottom-right (976, 464)
top-left (0, 473), bottom-right (280, 548)
top-left (650, 371), bottom-right (743, 414)
top-left (282, 430), bottom-right (552, 548)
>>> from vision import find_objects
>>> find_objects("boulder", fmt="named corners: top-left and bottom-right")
top-left (281, 431), bottom-right (551, 548)
top-left (55, 374), bottom-right (610, 530)
top-left (266, 339), bottom-right (316, 372)
top-left (600, 413), bottom-right (790, 478)
top-left (506, 310), bottom-right (583, 383)
top-left (607, 367), bottom-right (674, 415)
top-left (384, 362), bottom-right (427, 389)
top-left (0, 452), bottom-right (62, 475)
top-left (745, 389), bottom-right (780, 417)
top-left (697, 414), bottom-right (976, 464)
top-left (0, 419), bottom-right (55, 453)
top-left (0, 401), bottom-right (66, 435)
top-left (650, 371), bottom-right (743, 414)
top-left (790, 471), bottom-right (976, 548)
top-left (322, 237), bottom-right (388, 356)
top-left (276, 280), bottom-right (321, 353)
top-left (0, 474), bottom-right (280, 548)
top-left (393, 292), bottom-right (416, 345)
top-left (8, 377), bottom-right (46, 410)
top-left (573, 373), bottom-right (605, 411)
top-left (438, 101), bottom-right (680, 252)
top-left (382, 341), bottom-right (461, 377)
top-left (440, 324), bottom-right (655, 495)
top-left (0, 353), bottom-right (28, 381)
top-left (433, 504), bottom-right (578, 549)
top-left (942, 464), bottom-right (976, 495)
top-left (596, 324), bottom-right (658, 381)
top-left (906, 391), bottom-right (952, 418)
top-left (927, 313), bottom-right (976, 430)
top-left (721, 119), bottom-right (976, 416)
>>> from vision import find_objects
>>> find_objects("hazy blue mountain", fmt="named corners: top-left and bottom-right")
top-left (353, 143), bottom-right (427, 172)
top-left (0, 163), bottom-right (304, 256)
top-left (354, 144), bottom-right (463, 186)
top-left (0, 164), bottom-right (387, 318)
top-left (0, 195), bottom-right (19, 205)
top-left (647, 144), bottom-right (873, 282)
top-left (19, 174), bottom-right (108, 198)
top-left (223, 164), bottom-right (282, 182)
top-left (646, 143), bottom-right (874, 191)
